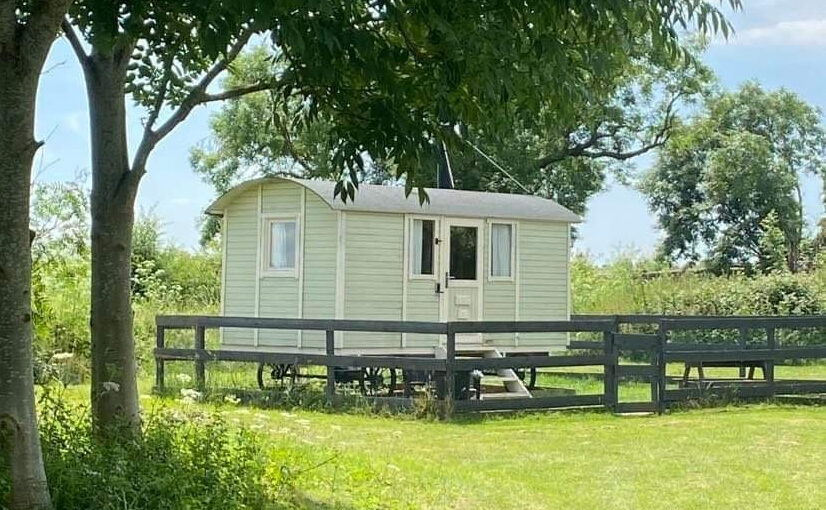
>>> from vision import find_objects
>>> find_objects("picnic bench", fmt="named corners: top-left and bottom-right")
top-left (682, 360), bottom-right (769, 384)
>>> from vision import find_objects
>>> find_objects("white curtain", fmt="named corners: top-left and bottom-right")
top-left (412, 219), bottom-right (423, 274)
top-left (491, 223), bottom-right (511, 277)
top-left (271, 221), bottom-right (296, 269)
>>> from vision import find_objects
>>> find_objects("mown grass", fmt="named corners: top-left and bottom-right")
top-left (56, 366), bottom-right (826, 510)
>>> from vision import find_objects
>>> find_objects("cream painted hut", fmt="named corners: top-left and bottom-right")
top-left (207, 177), bottom-right (580, 355)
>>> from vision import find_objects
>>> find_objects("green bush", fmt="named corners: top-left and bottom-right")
top-left (572, 254), bottom-right (826, 346)
top-left (6, 390), bottom-right (290, 510)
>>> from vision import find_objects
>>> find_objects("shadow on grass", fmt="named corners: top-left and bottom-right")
top-left (290, 492), bottom-right (365, 510)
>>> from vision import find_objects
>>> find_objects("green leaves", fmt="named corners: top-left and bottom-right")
top-left (642, 82), bottom-right (826, 273)
top-left (191, 1), bottom-right (729, 213)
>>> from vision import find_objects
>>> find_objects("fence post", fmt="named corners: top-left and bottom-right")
top-left (326, 329), bottom-right (335, 405)
top-left (738, 327), bottom-right (748, 378)
top-left (155, 325), bottom-right (165, 392)
top-left (656, 321), bottom-right (667, 414)
top-left (445, 325), bottom-right (456, 416)
top-left (194, 325), bottom-right (206, 391)
top-left (603, 319), bottom-right (618, 412)
top-left (766, 326), bottom-right (776, 397)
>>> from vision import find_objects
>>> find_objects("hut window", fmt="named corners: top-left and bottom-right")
top-left (411, 219), bottom-right (435, 276)
top-left (267, 219), bottom-right (298, 272)
top-left (490, 223), bottom-right (512, 278)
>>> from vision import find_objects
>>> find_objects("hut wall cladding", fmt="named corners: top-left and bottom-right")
top-left (301, 192), bottom-right (338, 349)
top-left (481, 219), bottom-right (517, 347)
top-left (221, 188), bottom-right (258, 346)
top-left (343, 211), bottom-right (405, 348)
top-left (516, 220), bottom-right (569, 348)
top-left (217, 177), bottom-right (577, 353)
top-left (258, 182), bottom-right (302, 347)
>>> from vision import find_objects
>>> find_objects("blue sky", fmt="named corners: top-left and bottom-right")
top-left (33, 1), bottom-right (826, 260)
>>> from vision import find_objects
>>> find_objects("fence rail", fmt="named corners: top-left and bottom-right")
top-left (154, 314), bottom-right (826, 414)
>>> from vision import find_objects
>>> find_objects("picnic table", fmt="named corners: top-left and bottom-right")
top-left (682, 360), bottom-right (768, 385)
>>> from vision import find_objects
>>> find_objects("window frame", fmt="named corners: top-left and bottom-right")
top-left (407, 215), bottom-right (440, 281)
top-left (261, 214), bottom-right (301, 278)
top-left (487, 220), bottom-right (516, 282)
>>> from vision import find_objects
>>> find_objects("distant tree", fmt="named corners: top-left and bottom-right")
top-left (0, 1), bottom-right (72, 508)
top-left (641, 82), bottom-right (826, 273)
top-left (758, 211), bottom-right (789, 274)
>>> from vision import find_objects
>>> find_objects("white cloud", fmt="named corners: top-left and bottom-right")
top-left (731, 19), bottom-right (826, 46)
top-left (62, 111), bottom-right (85, 135)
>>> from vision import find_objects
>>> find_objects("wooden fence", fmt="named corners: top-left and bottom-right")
top-left (154, 314), bottom-right (826, 414)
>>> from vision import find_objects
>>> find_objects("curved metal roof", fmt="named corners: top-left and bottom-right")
top-left (206, 176), bottom-right (581, 223)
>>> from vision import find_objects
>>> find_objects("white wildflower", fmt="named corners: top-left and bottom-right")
top-left (180, 388), bottom-right (203, 404)
top-left (175, 373), bottom-right (192, 385)
top-left (51, 352), bottom-right (74, 362)
top-left (223, 394), bottom-right (241, 405)
top-left (387, 464), bottom-right (401, 472)
top-left (102, 381), bottom-right (120, 393)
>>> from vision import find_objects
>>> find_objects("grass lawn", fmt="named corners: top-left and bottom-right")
top-left (59, 374), bottom-right (826, 510)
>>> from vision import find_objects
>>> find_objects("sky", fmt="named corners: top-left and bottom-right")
top-left (32, 1), bottom-right (826, 260)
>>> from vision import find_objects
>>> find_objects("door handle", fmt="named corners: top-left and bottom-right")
top-left (445, 271), bottom-right (450, 289)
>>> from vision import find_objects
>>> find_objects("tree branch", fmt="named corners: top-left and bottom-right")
top-left (272, 100), bottom-right (313, 173)
top-left (200, 81), bottom-right (278, 103)
top-left (535, 90), bottom-right (684, 170)
top-left (61, 18), bottom-right (90, 73)
top-left (128, 26), bottom-right (257, 186)
top-left (534, 126), bottom-right (603, 168)
top-left (141, 55), bottom-right (174, 135)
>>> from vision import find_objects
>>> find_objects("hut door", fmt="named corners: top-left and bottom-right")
top-left (442, 218), bottom-right (484, 344)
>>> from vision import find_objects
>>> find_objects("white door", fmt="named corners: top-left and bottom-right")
top-left (441, 218), bottom-right (484, 344)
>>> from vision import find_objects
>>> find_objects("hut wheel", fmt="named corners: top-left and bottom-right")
top-left (361, 367), bottom-right (397, 396)
top-left (257, 363), bottom-right (298, 390)
top-left (515, 366), bottom-right (538, 390)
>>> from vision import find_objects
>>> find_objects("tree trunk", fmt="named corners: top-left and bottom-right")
top-left (788, 181), bottom-right (804, 273)
top-left (85, 53), bottom-right (141, 433)
top-left (0, 62), bottom-right (51, 510)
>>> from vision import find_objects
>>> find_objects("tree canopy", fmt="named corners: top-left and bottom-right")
top-left (186, 1), bottom-right (736, 199)
top-left (192, 36), bottom-right (716, 240)
top-left (641, 82), bottom-right (826, 273)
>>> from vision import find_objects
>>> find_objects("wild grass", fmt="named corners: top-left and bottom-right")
top-left (52, 380), bottom-right (826, 510)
